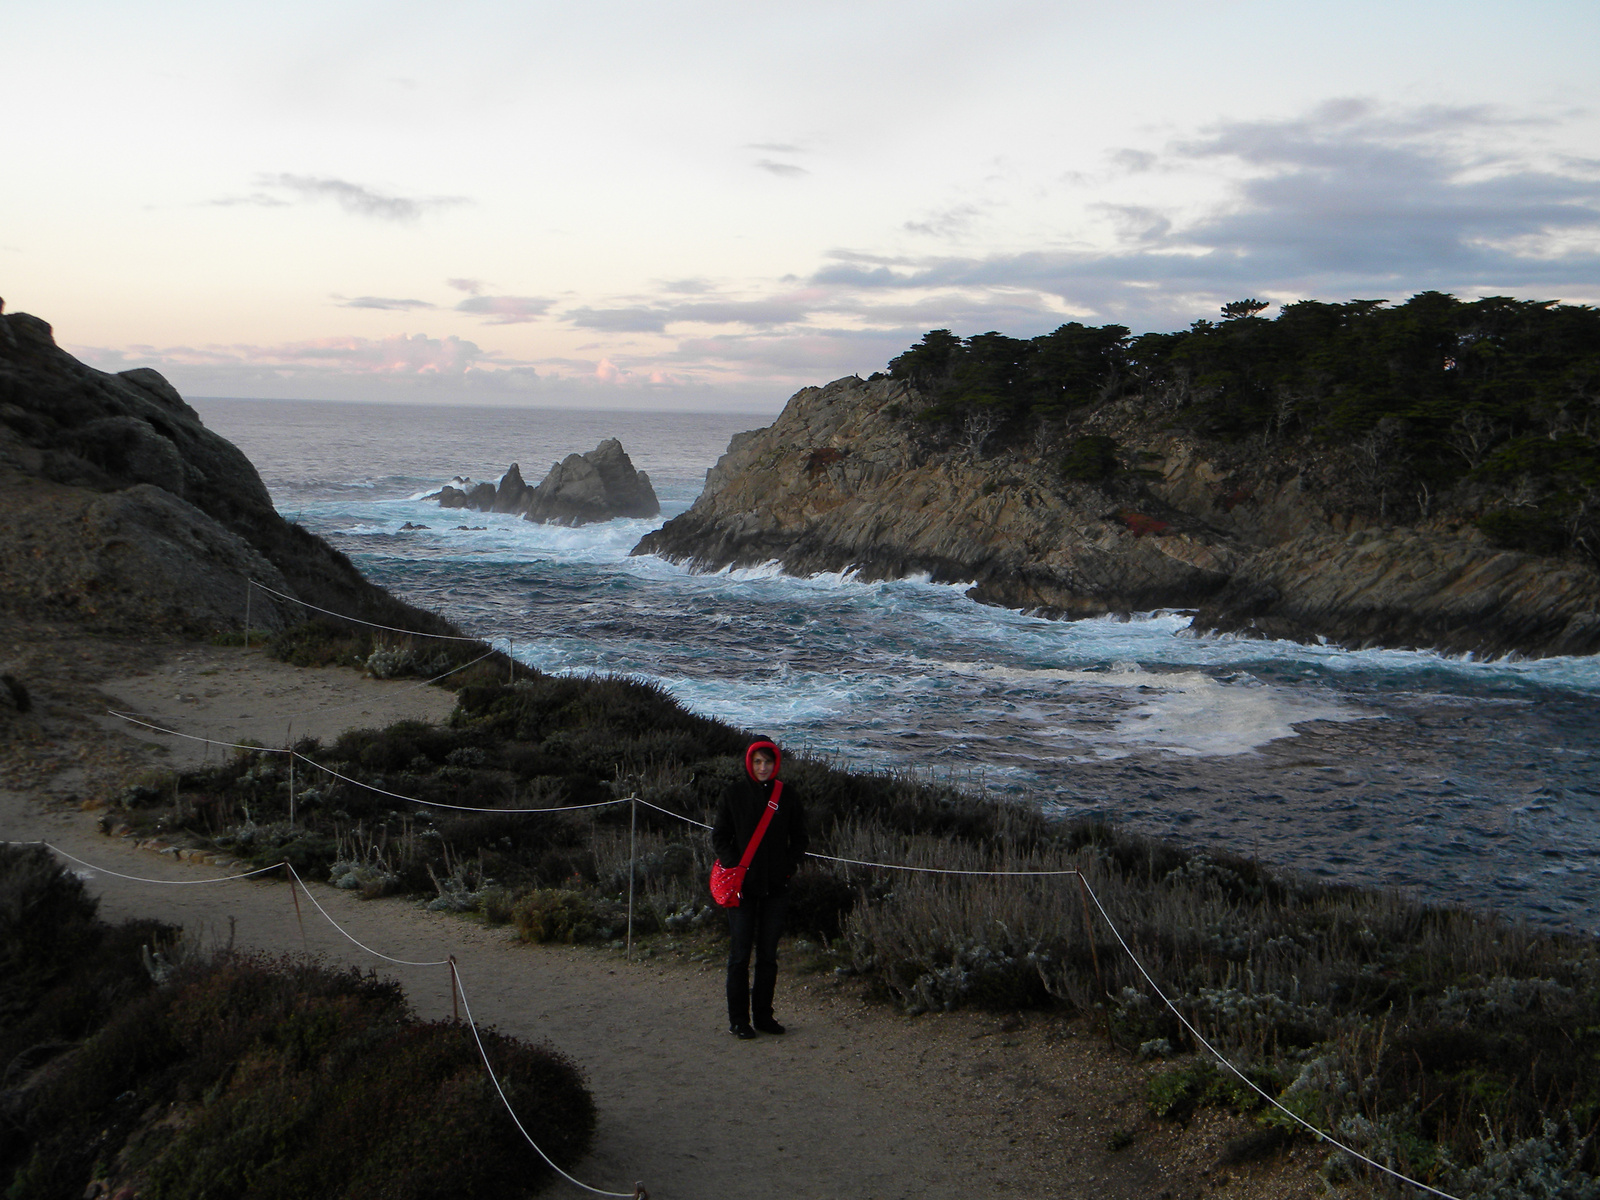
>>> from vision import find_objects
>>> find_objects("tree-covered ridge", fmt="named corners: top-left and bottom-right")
top-left (887, 293), bottom-right (1600, 560)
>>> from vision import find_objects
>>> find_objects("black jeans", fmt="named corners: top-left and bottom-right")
top-left (726, 892), bottom-right (789, 1025)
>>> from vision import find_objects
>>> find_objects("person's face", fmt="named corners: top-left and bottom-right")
top-left (751, 751), bottom-right (776, 781)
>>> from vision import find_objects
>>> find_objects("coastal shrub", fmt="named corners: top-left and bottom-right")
top-left (1476, 506), bottom-right (1571, 555)
top-left (1146, 1060), bottom-right (1263, 1123)
top-left (512, 888), bottom-right (645, 944)
top-left (2, 938), bottom-right (595, 1200)
top-left (1059, 435), bottom-right (1121, 483)
top-left (785, 869), bottom-right (857, 941)
top-left (268, 618), bottom-right (374, 668)
top-left (0, 846), bottom-right (171, 1085)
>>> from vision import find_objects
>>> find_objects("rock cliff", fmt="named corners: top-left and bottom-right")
top-left (0, 308), bottom-right (458, 639)
top-left (434, 439), bottom-right (659, 526)
top-left (634, 376), bottom-right (1600, 659)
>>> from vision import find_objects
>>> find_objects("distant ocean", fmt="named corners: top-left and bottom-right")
top-left (196, 397), bottom-right (1600, 937)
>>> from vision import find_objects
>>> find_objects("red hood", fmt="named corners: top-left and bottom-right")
top-left (744, 740), bottom-right (782, 781)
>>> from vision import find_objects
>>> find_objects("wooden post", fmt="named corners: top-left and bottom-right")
top-left (244, 581), bottom-right (252, 651)
top-left (288, 751), bottom-right (296, 830)
top-left (626, 795), bottom-right (637, 960)
top-left (449, 956), bottom-right (460, 1025)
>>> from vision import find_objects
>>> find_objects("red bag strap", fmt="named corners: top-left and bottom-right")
top-left (736, 781), bottom-right (783, 869)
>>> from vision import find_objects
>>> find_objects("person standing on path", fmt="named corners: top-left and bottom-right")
top-left (713, 737), bottom-right (807, 1039)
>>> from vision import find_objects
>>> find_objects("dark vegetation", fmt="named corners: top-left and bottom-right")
top-left (0, 843), bottom-right (595, 1199)
top-left (889, 293), bottom-right (1600, 561)
top-left (100, 619), bottom-right (1600, 1196)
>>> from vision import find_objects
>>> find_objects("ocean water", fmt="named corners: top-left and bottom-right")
top-left (196, 398), bottom-right (1600, 936)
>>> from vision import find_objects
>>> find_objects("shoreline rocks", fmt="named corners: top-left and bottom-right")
top-left (434, 438), bottom-right (659, 526)
top-left (0, 309), bottom-right (459, 640)
top-left (633, 375), bottom-right (1600, 659)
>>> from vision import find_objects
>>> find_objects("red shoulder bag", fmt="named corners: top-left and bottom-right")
top-left (709, 782), bottom-right (782, 908)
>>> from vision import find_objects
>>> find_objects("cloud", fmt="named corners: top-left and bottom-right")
top-left (672, 327), bottom-right (915, 377)
top-left (564, 296), bottom-right (813, 333)
top-left (807, 101), bottom-right (1600, 331)
top-left (746, 142), bottom-right (805, 154)
top-left (447, 278), bottom-right (485, 294)
top-left (454, 295), bottom-right (555, 324)
top-left (88, 332), bottom-right (508, 377)
top-left (1108, 148), bottom-right (1157, 173)
top-left (336, 296), bottom-right (436, 311)
top-left (904, 203), bottom-right (986, 239)
top-left (219, 175), bottom-right (471, 221)
top-left (755, 159), bottom-right (808, 178)
top-left (564, 307), bottom-right (668, 333)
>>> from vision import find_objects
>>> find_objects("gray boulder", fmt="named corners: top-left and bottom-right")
top-left (521, 439), bottom-right (659, 526)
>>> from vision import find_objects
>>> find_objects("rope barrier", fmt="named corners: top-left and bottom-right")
top-left (270, 646), bottom-right (502, 720)
top-left (283, 862), bottom-right (454, 968)
top-left (103, 712), bottom-right (629, 815)
top-left (635, 799), bottom-right (1085, 874)
top-left (22, 840), bottom-right (648, 1199)
top-left (280, 861), bottom-right (644, 1196)
top-left (1074, 877), bottom-right (1464, 1200)
top-left (627, 797), bottom-right (1464, 1196)
top-left (248, 578), bottom-right (487, 643)
top-left (89, 696), bottom-right (1467, 1197)
top-left (107, 710), bottom-right (292, 754)
top-left (453, 966), bottom-right (648, 1199)
top-left (16, 840), bottom-right (285, 885)
top-left (297, 757), bottom-right (632, 815)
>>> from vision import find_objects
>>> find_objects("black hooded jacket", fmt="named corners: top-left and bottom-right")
top-left (712, 740), bottom-right (808, 900)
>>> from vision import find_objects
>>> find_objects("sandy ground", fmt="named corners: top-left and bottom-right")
top-left (0, 624), bottom-right (1341, 1200)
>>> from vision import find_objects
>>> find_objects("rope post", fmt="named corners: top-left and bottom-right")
top-left (288, 751), bottom-right (296, 830)
top-left (626, 794), bottom-right (637, 961)
top-left (508, 640), bottom-right (514, 685)
top-left (244, 580), bottom-right (252, 651)
top-left (449, 955), bottom-right (460, 1025)
top-left (286, 861), bottom-right (308, 947)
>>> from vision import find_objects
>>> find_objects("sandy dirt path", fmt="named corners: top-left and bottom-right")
top-left (0, 633), bottom-right (1325, 1200)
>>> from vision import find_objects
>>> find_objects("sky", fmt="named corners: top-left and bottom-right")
top-left (5, 1), bottom-right (1599, 412)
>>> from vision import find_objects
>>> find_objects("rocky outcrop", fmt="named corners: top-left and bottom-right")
top-left (432, 440), bottom-right (659, 526)
top-left (0, 309), bottom-right (459, 639)
top-left (521, 439), bottom-right (658, 526)
top-left (633, 375), bottom-right (1600, 658)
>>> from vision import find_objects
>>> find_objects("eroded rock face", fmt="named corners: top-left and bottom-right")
top-left (633, 375), bottom-right (1600, 658)
top-left (0, 310), bottom-right (459, 639)
top-left (635, 376), bottom-right (1238, 616)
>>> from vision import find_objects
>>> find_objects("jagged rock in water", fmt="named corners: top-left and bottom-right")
top-left (431, 442), bottom-right (657, 525)
top-left (521, 439), bottom-right (659, 526)
top-left (633, 374), bottom-right (1600, 659)
top-left (492, 463), bottom-right (529, 513)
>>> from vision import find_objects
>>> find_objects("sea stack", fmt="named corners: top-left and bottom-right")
top-left (433, 439), bottom-right (659, 526)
